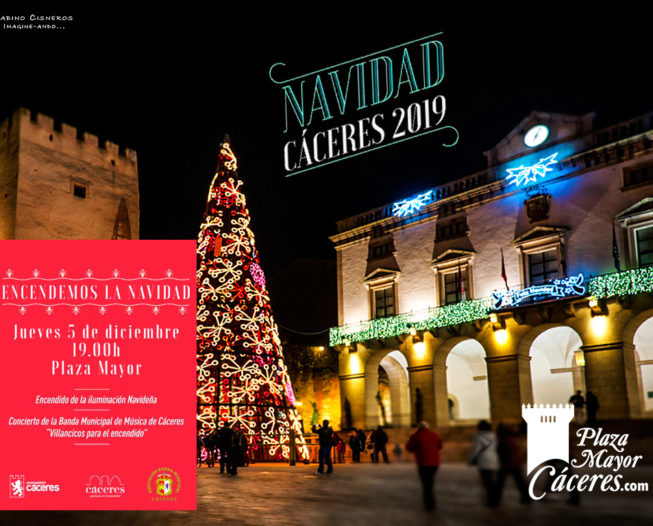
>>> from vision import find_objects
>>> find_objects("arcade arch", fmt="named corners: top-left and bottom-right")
top-left (364, 349), bottom-right (411, 427)
top-left (633, 316), bottom-right (653, 415)
top-left (528, 326), bottom-right (584, 405)
top-left (445, 339), bottom-right (491, 421)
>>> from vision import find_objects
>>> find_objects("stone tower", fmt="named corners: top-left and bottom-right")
top-left (0, 107), bottom-right (139, 240)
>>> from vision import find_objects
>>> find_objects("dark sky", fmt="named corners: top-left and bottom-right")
top-left (1, 8), bottom-right (650, 274)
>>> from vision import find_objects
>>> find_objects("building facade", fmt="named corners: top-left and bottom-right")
top-left (0, 107), bottom-right (139, 240)
top-left (330, 110), bottom-right (653, 429)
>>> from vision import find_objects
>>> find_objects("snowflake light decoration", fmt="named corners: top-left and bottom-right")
top-left (506, 153), bottom-right (559, 187)
top-left (392, 190), bottom-right (433, 217)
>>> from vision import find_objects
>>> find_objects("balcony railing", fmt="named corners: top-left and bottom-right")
top-left (329, 267), bottom-right (653, 346)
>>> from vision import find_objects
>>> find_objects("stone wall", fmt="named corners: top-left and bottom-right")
top-left (0, 108), bottom-right (139, 240)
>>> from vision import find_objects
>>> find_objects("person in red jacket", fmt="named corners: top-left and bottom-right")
top-left (406, 421), bottom-right (443, 511)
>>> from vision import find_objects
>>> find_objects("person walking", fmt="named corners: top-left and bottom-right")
top-left (356, 429), bottom-right (367, 458)
top-left (496, 424), bottom-right (530, 504)
top-left (204, 428), bottom-right (218, 468)
top-left (228, 426), bottom-right (247, 476)
top-left (197, 433), bottom-right (205, 467)
top-left (312, 419), bottom-right (334, 474)
top-left (393, 442), bottom-right (403, 462)
top-left (371, 425), bottom-right (389, 463)
top-left (349, 431), bottom-right (362, 462)
top-left (586, 391), bottom-right (599, 425)
top-left (333, 432), bottom-right (345, 463)
top-left (289, 428), bottom-right (297, 466)
top-left (569, 390), bottom-right (585, 423)
top-left (406, 421), bottom-right (443, 511)
top-left (468, 420), bottom-right (500, 507)
top-left (217, 427), bottom-right (232, 474)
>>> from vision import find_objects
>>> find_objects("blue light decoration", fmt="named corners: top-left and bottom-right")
top-left (506, 153), bottom-right (559, 187)
top-left (491, 273), bottom-right (585, 310)
top-left (392, 190), bottom-right (433, 217)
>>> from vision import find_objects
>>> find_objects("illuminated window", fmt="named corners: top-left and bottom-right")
top-left (432, 255), bottom-right (473, 307)
top-left (373, 287), bottom-right (395, 318)
top-left (616, 198), bottom-right (653, 269)
top-left (513, 226), bottom-right (567, 287)
top-left (364, 264), bottom-right (399, 320)
top-left (636, 226), bottom-right (653, 267)
top-left (528, 249), bottom-right (560, 284)
top-left (441, 269), bottom-right (468, 305)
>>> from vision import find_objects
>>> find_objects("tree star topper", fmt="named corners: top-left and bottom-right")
top-left (506, 153), bottom-right (559, 187)
top-left (392, 190), bottom-right (433, 217)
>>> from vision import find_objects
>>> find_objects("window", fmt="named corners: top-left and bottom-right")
top-left (616, 198), bottom-right (653, 269)
top-left (513, 226), bottom-right (567, 288)
top-left (624, 161), bottom-right (653, 189)
top-left (365, 275), bottom-right (399, 320)
top-left (528, 249), bottom-right (560, 284)
top-left (373, 287), bottom-right (395, 318)
top-left (370, 242), bottom-right (393, 260)
top-left (432, 254), bottom-right (473, 307)
top-left (636, 226), bottom-right (653, 267)
top-left (73, 184), bottom-right (87, 199)
top-left (437, 216), bottom-right (467, 241)
top-left (441, 269), bottom-right (468, 305)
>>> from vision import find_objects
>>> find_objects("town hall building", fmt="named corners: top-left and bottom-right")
top-left (330, 110), bottom-right (653, 429)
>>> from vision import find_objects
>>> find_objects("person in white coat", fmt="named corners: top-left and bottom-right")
top-left (468, 420), bottom-right (500, 507)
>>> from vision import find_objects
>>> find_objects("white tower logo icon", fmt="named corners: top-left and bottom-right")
top-left (521, 403), bottom-right (574, 474)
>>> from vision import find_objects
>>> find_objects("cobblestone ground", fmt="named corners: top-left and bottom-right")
top-left (2, 462), bottom-right (652, 526)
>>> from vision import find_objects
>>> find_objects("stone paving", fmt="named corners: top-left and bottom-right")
top-left (2, 462), bottom-right (652, 526)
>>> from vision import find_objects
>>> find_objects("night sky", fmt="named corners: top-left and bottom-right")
top-left (1, 8), bottom-right (650, 275)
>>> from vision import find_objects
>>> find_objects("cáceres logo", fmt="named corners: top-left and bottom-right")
top-left (522, 403), bottom-right (649, 499)
top-left (146, 467), bottom-right (180, 502)
top-left (9, 475), bottom-right (24, 498)
top-left (85, 474), bottom-right (125, 497)
top-left (9, 474), bottom-right (60, 497)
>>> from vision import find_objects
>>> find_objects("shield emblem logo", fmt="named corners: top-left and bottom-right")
top-left (156, 474), bottom-right (172, 496)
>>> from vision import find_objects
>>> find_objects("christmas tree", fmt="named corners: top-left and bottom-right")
top-left (196, 138), bottom-right (308, 461)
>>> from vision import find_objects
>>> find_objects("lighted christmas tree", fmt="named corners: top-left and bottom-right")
top-left (196, 137), bottom-right (308, 461)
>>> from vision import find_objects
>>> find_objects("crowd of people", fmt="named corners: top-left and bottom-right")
top-left (197, 426), bottom-right (249, 475)
top-left (200, 390), bottom-right (599, 511)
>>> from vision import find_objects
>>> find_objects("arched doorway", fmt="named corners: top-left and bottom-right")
top-left (634, 317), bottom-right (653, 415)
top-left (529, 326), bottom-right (584, 405)
top-left (446, 339), bottom-right (490, 422)
top-left (365, 350), bottom-right (411, 427)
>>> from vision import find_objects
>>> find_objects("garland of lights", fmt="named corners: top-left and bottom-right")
top-left (330, 267), bottom-right (653, 345)
top-left (587, 266), bottom-right (653, 299)
top-left (329, 298), bottom-right (491, 346)
top-left (196, 141), bottom-right (308, 461)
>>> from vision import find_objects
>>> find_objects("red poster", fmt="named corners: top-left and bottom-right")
top-left (0, 240), bottom-right (196, 510)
